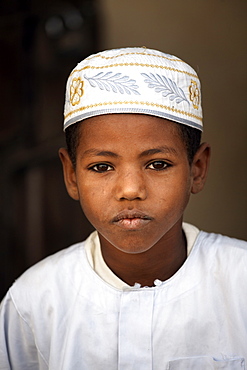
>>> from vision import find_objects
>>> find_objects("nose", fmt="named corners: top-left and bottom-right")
top-left (114, 168), bottom-right (147, 201)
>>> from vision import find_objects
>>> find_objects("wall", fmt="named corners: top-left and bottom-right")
top-left (0, 0), bottom-right (98, 299)
top-left (98, 0), bottom-right (247, 239)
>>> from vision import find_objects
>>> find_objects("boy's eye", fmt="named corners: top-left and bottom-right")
top-left (147, 161), bottom-right (169, 171)
top-left (90, 163), bottom-right (113, 172)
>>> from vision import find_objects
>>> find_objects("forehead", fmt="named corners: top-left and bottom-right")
top-left (77, 114), bottom-right (184, 150)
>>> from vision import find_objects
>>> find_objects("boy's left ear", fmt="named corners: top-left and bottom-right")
top-left (191, 142), bottom-right (211, 194)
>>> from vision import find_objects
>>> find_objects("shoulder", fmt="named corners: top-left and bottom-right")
top-left (197, 230), bottom-right (247, 254)
top-left (15, 241), bottom-right (85, 287)
top-left (194, 230), bottom-right (247, 282)
top-left (184, 222), bottom-right (247, 258)
top-left (6, 237), bottom-right (93, 316)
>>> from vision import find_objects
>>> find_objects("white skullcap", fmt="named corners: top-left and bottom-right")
top-left (63, 47), bottom-right (203, 131)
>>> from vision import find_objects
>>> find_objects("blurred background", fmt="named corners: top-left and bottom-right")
top-left (0, 0), bottom-right (246, 299)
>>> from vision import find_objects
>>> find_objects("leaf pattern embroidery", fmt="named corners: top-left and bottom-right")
top-left (141, 73), bottom-right (189, 104)
top-left (84, 72), bottom-right (140, 95)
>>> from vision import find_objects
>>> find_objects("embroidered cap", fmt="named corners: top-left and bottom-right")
top-left (64, 47), bottom-right (203, 131)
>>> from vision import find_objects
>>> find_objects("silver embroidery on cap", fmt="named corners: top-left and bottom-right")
top-left (141, 73), bottom-right (189, 104)
top-left (84, 72), bottom-right (140, 95)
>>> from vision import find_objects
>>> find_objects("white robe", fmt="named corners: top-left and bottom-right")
top-left (0, 226), bottom-right (247, 369)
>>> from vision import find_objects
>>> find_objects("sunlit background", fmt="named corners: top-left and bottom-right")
top-left (0, 0), bottom-right (246, 299)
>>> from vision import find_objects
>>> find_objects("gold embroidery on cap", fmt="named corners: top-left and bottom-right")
top-left (189, 80), bottom-right (200, 109)
top-left (70, 77), bottom-right (84, 106)
top-left (71, 63), bottom-right (198, 79)
top-left (85, 51), bottom-right (184, 63)
top-left (65, 100), bottom-right (202, 122)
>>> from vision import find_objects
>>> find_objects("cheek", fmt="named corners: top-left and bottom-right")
top-left (156, 173), bottom-right (192, 211)
top-left (77, 183), bottom-right (109, 223)
top-left (174, 177), bottom-right (192, 208)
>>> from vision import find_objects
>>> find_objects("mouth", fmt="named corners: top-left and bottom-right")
top-left (112, 210), bottom-right (153, 230)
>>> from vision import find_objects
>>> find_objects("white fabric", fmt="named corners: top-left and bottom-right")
top-left (64, 47), bottom-right (203, 131)
top-left (85, 222), bottom-right (199, 289)
top-left (1, 228), bottom-right (247, 369)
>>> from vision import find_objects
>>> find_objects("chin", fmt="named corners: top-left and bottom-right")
top-left (111, 237), bottom-right (157, 255)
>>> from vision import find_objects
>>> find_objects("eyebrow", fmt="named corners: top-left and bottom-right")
top-left (82, 146), bottom-right (178, 158)
top-left (82, 149), bottom-right (120, 158)
top-left (139, 146), bottom-right (178, 157)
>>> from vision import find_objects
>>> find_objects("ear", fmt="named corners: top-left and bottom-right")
top-left (59, 148), bottom-right (80, 200)
top-left (191, 142), bottom-right (211, 194)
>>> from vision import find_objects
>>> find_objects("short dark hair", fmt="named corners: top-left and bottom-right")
top-left (175, 123), bottom-right (201, 164)
top-left (65, 119), bottom-right (201, 168)
top-left (65, 122), bottom-right (81, 168)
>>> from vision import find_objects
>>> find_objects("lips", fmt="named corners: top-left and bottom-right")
top-left (112, 210), bottom-right (153, 230)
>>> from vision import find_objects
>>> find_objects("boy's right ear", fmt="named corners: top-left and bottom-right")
top-left (58, 148), bottom-right (80, 201)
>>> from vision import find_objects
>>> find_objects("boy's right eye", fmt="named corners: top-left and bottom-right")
top-left (89, 163), bottom-right (113, 172)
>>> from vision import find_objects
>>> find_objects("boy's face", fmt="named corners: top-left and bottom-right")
top-left (60, 114), bottom-right (209, 254)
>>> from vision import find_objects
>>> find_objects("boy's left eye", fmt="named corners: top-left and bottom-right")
top-left (147, 161), bottom-right (169, 171)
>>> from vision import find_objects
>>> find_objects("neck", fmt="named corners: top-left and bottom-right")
top-left (99, 223), bottom-right (187, 287)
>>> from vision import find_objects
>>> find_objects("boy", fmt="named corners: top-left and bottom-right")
top-left (0, 47), bottom-right (246, 369)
